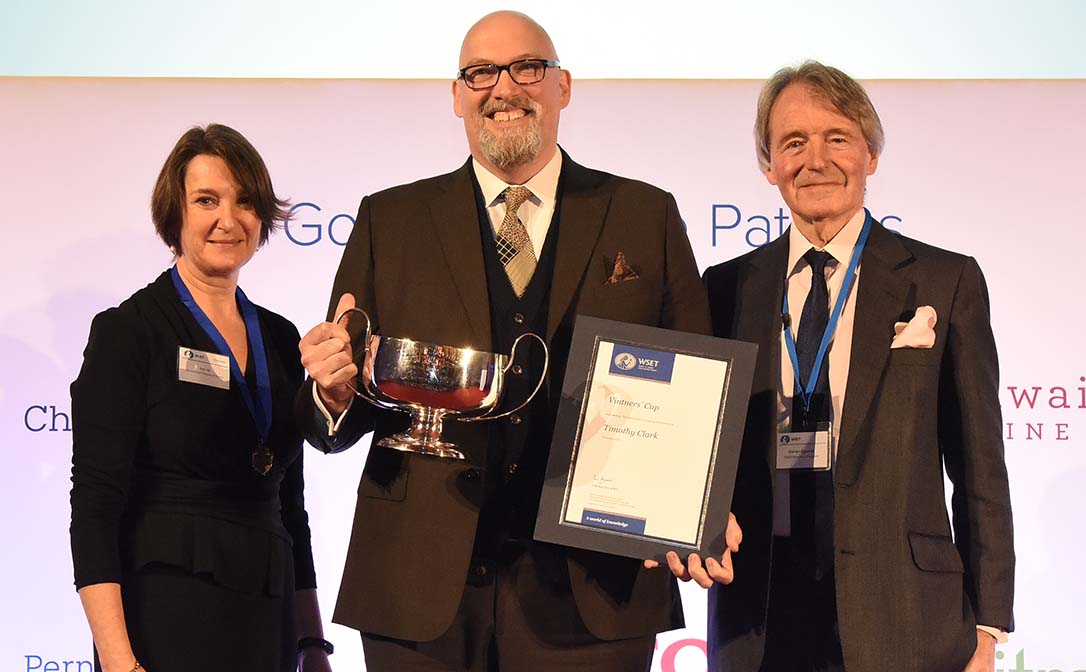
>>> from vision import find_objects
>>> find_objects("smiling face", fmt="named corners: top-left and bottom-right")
top-left (452, 11), bottom-right (571, 183)
top-left (176, 154), bottom-right (261, 282)
top-left (764, 82), bottom-right (878, 237)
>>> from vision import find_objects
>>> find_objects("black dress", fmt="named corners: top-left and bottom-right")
top-left (70, 270), bottom-right (317, 671)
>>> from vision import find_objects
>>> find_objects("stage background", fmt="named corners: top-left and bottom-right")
top-left (2, 3), bottom-right (1084, 671)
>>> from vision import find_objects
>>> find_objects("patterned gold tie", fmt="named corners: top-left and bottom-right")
top-left (496, 186), bottom-right (536, 298)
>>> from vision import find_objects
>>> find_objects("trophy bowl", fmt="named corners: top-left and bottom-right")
top-left (337, 308), bottom-right (548, 460)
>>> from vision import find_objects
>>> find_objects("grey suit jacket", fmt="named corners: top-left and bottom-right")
top-left (704, 216), bottom-right (1014, 672)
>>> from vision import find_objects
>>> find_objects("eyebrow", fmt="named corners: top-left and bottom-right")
top-left (776, 126), bottom-right (859, 146)
top-left (189, 187), bottom-right (221, 197)
top-left (776, 130), bottom-right (808, 146)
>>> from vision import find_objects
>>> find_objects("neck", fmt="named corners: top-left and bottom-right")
top-left (793, 211), bottom-right (858, 247)
top-left (175, 258), bottom-right (239, 318)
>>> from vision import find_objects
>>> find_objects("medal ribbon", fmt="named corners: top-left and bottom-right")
top-left (782, 210), bottom-right (872, 413)
top-left (171, 266), bottom-right (273, 446)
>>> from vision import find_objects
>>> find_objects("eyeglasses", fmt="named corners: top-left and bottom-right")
top-left (457, 58), bottom-right (561, 90)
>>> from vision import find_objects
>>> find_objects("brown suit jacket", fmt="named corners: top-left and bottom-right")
top-left (298, 153), bottom-right (711, 642)
top-left (704, 217), bottom-right (1015, 672)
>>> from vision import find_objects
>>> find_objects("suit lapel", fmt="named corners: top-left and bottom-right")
top-left (428, 161), bottom-right (492, 347)
top-left (835, 218), bottom-right (916, 485)
top-left (546, 154), bottom-right (610, 342)
top-left (739, 236), bottom-right (790, 479)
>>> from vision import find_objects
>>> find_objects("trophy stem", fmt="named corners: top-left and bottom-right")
top-left (376, 406), bottom-right (467, 460)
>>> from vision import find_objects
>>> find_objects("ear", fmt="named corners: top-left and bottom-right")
top-left (763, 165), bottom-right (780, 187)
top-left (867, 151), bottom-right (879, 176)
top-left (558, 69), bottom-right (572, 109)
top-left (452, 79), bottom-right (464, 119)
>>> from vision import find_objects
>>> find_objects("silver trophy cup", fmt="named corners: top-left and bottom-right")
top-left (336, 307), bottom-right (549, 459)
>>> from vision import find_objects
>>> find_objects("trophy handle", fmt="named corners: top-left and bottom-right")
top-left (462, 332), bottom-right (549, 423)
top-left (334, 306), bottom-right (379, 401)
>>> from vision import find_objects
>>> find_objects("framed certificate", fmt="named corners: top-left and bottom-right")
top-left (534, 316), bottom-right (757, 561)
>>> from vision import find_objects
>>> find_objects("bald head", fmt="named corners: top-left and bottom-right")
top-left (459, 11), bottom-right (559, 68)
top-left (452, 10), bottom-right (571, 185)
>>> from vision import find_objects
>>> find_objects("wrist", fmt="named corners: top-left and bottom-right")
top-left (317, 386), bottom-right (350, 416)
top-left (298, 636), bottom-right (334, 656)
top-left (102, 661), bottom-right (141, 672)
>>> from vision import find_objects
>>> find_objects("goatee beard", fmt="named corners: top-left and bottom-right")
top-left (476, 98), bottom-right (544, 170)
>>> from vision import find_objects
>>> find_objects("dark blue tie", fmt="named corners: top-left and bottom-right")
top-left (790, 249), bottom-right (835, 580)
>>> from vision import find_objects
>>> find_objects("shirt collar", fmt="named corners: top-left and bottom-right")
top-left (472, 147), bottom-right (563, 209)
top-left (787, 207), bottom-right (868, 276)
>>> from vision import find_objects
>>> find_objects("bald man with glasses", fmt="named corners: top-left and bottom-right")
top-left (295, 10), bottom-right (729, 672)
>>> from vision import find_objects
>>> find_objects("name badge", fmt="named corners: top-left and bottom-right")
top-left (776, 422), bottom-right (833, 471)
top-left (177, 346), bottom-right (230, 389)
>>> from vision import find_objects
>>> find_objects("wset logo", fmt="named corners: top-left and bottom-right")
top-left (613, 352), bottom-right (637, 371)
top-left (608, 345), bottom-right (675, 383)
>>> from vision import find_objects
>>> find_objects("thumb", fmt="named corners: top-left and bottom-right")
top-left (333, 293), bottom-right (357, 327)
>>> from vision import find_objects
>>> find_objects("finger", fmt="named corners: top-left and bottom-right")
top-left (665, 551), bottom-right (690, 581)
top-left (310, 354), bottom-right (358, 386)
top-left (333, 293), bottom-right (357, 327)
top-left (706, 550), bottom-right (735, 585)
top-left (328, 320), bottom-right (353, 350)
top-left (303, 336), bottom-right (353, 366)
top-left (643, 559), bottom-right (659, 569)
top-left (686, 553), bottom-right (713, 589)
top-left (300, 321), bottom-right (336, 349)
top-left (301, 342), bottom-right (353, 378)
top-left (313, 358), bottom-right (358, 387)
top-left (726, 511), bottom-right (743, 552)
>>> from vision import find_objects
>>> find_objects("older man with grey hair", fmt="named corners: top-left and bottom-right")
top-left (703, 61), bottom-right (1014, 672)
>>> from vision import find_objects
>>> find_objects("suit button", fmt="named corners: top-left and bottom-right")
top-left (511, 364), bottom-right (523, 375)
top-left (508, 463), bottom-right (519, 475)
top-left (509, 414), bottom-right (522, 425)
top-left (464, 469), bottom-right (479, 480)
top-left (475, 565), bottom-right (488, 577)
top-left (513, 313), bottom-right (526, 324)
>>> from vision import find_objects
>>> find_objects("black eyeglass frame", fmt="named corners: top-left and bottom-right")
top-left (457, 59), bottom-right (562, 90)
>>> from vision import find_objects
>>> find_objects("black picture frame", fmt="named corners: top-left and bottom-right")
top-left (534, 315), bottom-right (757, 561)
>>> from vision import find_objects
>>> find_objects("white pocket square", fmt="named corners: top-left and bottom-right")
top-left (891, 305), bottom-right (937, 349)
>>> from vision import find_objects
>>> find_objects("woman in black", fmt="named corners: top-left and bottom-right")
top-left (70, 124), bottom-right (332, 672)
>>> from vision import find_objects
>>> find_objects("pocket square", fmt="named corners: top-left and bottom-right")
top-left (605, 251), bottom-right (640, 284)
top-left (891, 305), bottom-right (937, 349)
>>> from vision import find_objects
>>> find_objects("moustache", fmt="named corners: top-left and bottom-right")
top-left (795, 170), bottom-right (845, 188)
top-left (479, 98), bottom-right (541, 117)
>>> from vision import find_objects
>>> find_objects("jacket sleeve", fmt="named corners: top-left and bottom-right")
top-left (939, 256), bottom-right (1015, 631)
top-left (69, 307), bottom-right (149, 588)
top-left (295, 195), bottom-right (380, 453)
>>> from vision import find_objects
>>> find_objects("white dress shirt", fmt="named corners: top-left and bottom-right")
top-left (472, 147), bottom-right (563, 259)
top-left (773, 208), bottom-right (864, 536)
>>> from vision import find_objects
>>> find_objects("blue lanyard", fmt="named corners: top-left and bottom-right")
top-left (782, 210), bottom-right (872, 413)
top-left (170, 266), bottom-right (272, 443)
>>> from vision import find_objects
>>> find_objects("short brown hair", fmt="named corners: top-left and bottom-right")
top-left (151, 124), bottom-right (290, 251)
top-left (755, 61), bottom-right (885, 172)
